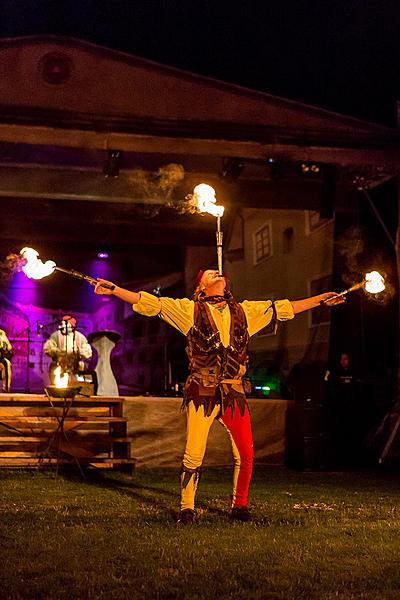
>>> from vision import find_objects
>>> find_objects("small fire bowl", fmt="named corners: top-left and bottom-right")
top-left (45, 385), bottom-right (82, 399)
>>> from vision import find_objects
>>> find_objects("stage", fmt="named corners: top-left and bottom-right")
top-left (124, 396), bottom-right (293, 468)
top-left (0, 394), bottom-right (293, 469)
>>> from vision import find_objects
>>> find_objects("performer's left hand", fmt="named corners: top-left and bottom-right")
top-left (319, 292), bottom-right (345, 306)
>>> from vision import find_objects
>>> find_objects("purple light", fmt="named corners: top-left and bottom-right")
top-left (97, 252), bottom-right (109, 259)
top-left (7, 271), bottom-right (39, 305)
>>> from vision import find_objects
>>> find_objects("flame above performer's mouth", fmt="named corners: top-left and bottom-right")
top-left (20, 247), bottom-right (56, 280)
top-left (365, 271), bottom-right (385, 294)
top-left (193, 184), bottom-right (225, 218)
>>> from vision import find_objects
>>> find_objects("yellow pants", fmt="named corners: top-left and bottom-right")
top-left (180, 401), bottom-right (254, 510)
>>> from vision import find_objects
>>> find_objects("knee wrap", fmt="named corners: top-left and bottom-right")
top-left (180, 465), bottom-right (202, 489)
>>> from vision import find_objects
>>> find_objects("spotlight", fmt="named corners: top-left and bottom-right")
top-left (220, 157), bottom-right (245, 181)
top-left (103, 150), bottom-right (122, 178)
top-left (97, 247), bottom-right (110, 259)
top-left (300, 162), bottom-right (321, 175)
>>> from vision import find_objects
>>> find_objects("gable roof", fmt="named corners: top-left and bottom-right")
top-left (1, 35), bottom-right (400, 167)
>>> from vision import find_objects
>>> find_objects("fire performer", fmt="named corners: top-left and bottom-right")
top-left (44, 315), bottom-right (92, 384)
top-left (94, 271), bottom-right (344, 523)
top-left (0, 327), bottom-right (12, 392)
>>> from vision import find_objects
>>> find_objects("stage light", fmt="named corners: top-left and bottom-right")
top-left (254, 384), bottom-right (272, 397)
top-left (103, 150), bottom-right (122, 178)
top-left (97, 251), bottom-right (109, 259)
top-left (220, 157), bottom-right (245, 181)
top-left (300, 162), bottom-right (321, 175)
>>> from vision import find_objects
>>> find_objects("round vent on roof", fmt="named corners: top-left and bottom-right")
top-left (39, 52), bottom-right (73, 85)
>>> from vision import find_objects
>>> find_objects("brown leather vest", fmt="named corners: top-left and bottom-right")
top-left (183, 300), bottom-right (249, 416)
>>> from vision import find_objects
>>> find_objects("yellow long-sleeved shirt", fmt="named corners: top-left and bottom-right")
top-left (133, 292), bottom-right (294, 347)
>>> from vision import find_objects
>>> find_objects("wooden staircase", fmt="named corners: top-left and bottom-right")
top-left (0, 393), bottom-right (135, 472)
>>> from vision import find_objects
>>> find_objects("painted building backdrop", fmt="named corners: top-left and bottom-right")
top-left (1, 207), bottom-right (334, 395)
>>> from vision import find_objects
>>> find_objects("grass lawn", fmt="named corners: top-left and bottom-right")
top-left (1, 465), bottom-right (400, 599)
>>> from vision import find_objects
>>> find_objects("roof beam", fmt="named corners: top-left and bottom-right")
top-left (1, 121), bottom-right (400, 168)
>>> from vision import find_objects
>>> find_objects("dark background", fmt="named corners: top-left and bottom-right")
top-left (1, 0), bottom-right (400, 126)
top-left (1, 1), bottom-right (399, 463)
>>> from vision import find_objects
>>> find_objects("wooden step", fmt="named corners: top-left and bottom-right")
top-left (0, 436), bottom-right (133, 443)
top-left (0, 393), bottom-right (131, 472)
top-left (0, 411), bottom-right (110, 418)
top-left (0, 416), bottom-right (127, 423)
top-left (0, 436), bottom-right (50, 443)
top-left (0, 457), bottom-right (136, 465)
top-left (0, 395), bottom-right (124, 404)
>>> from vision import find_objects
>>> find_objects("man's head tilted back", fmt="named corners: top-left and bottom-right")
top-left (193, 269), bottom-right (232, 301)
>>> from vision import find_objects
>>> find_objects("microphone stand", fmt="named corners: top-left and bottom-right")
top-left (65, 321), bottom-right (78, 374)
top-left (15, 322), bottom-right (38, 393)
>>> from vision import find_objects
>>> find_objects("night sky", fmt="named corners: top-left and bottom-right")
top-left (1, 0), bottom-right (400, 315)
top-left (1, 0), bottom-right (400, 126)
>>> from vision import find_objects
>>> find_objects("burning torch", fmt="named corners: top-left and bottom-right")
top-left (320, 271), bottom-right (385, 304)
top-left (191, 184), bottom-right (225, 275)
top-left (19, 247), bottom-right (115, 290)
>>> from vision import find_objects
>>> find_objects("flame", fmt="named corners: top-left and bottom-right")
top-left (54, 366), bottom-right (69, 388)
top-left (20, 247), bottom-right (56, 280)
top-left (365, 271), bottom-right (385, 294)
top-left (193, 184), bottom-right (224, 218)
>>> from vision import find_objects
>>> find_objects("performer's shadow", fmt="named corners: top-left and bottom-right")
top-left (61, 469), bottom-right (229, 521)
top-left (61, 469), bottom-right (180, 519)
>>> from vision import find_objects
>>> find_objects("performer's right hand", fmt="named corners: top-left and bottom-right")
top-left (94, 278), bottom-right (116, 295)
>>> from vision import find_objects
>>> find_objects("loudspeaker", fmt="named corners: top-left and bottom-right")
top-left (293, 363), bottom-right (327, 406)
top-left (302, 435), bottom-right (326, 471)
top-left (286, 366), bottom-right (328, 470)
top-left (295, 404), bottom-right (324, 436)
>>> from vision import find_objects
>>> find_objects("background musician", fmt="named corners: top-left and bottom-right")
top-left (0, 327), bottom-right (12, 392)
top-left (43, 315), bottom-right (92, 384)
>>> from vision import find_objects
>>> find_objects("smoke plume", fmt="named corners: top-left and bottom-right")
top-left (335, 226), bottom-right (395, 306)
top-left (0, 252), bottom-right (26, 288)
top-left (126, 163), bottom-right (185, 202)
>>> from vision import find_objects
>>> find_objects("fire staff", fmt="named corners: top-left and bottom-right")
top-left (95, 271), bottom-right (343, 523)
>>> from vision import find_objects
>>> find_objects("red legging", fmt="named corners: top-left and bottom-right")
top-left (180, 402), bottom-right (254, 510)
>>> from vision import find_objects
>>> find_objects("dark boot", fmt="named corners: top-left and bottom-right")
top-left (178, 508), bottom-right (195, 524)
top-left (231, 506), bottom-right (251, 522)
